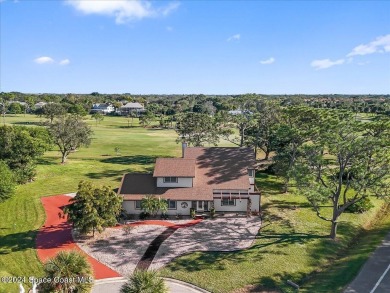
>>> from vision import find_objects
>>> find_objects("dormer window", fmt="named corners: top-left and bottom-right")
top-left (248, 169), bottom-right (254, 177)
top-left (163, 177), bottom-right (178, 183)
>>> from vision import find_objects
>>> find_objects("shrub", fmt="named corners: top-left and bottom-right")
top-left (190, 208), bottom-right (195, 219)
top-left (139, 212), bottom-right (150, 220)
top-left (120, 270), bottom-right (168, 293)
top-left (161, 213), bottom-right (168, 220)
top-left (346, 197), bottom-right (374, 213)
top-left (210, 208), bottom-right (216, 218)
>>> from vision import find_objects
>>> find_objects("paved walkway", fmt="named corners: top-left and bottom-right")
top-left (92, 277), bottom-right (210, 293)
top-left (36, 195), bottom-right (121, 280)
top-left (345, 232), bottom-right (390, 293)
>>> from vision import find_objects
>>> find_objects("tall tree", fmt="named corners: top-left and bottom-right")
top-left (272, 106), bottom-right (321, 192)
top-left (65, 181), bottom-right (123, 236)
top-left (0, 125), bottom-right (51, 183)
top-left (40, 251), bottom-right (93, 293)
top-left (248, 100), bottom-right (281, 159)
top-left (42, 103), bottom-right (66, 123)
top-left (48, 115), bottom-right (93, 163)
top-left (175, 112), bottom-right (226, 146)
top-left (0, 161), bottom-right (16, 202)
top-left (292, 113), bottom-right (390, 239)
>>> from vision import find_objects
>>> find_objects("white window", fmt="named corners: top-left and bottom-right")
top-left (221, 198), bottom-right (235, 206)
top-left (163, 177), bottom-right (178, 183)
top-left (135, 200), bottom-right (141, 209)
top-left (248, 169), bottom-right (255, 177)
top-left (167, 200), bottom-right (177, 209)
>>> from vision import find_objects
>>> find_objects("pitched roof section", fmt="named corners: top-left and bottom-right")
top-left (119, 173), bottom-right (212, 200)
top-left (119, 147), bottom-right (256, 200)
top-left (184, 147), bottom-right (254, 190)
top-left (153, 158), bottom-right (195, 177)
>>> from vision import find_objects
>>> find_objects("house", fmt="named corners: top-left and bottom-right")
top-left (118, 102), bottom-right (145, 116)
top-left (90, 103), bottom-right (115, 114)
top-left (34, 101), bottom-right (47, 109)
top-left (118, 143), bottom-right (260, 216)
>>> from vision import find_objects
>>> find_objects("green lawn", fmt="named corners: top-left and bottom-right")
top-left (160, 173), bottom-right (389, 293)
top-left (0, 114), bottom-right (183, 292)
top-left (0, 114), bottom-right (388, 293)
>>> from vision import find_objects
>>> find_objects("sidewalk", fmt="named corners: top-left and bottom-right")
top-left (344, 232), bottom-right (390, 293)
top-left (92, 277), bottom-right (211, 293)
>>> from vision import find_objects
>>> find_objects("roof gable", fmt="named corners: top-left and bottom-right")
top-left (153, 158), bottom-right (195, 177)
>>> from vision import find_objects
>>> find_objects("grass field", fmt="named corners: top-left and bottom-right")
top-left (160, 173), bottom-right (389, 293)
top-left (0, 114), bottom-right (388, 293)
top-left (0, 114), bottom-right (183, 292)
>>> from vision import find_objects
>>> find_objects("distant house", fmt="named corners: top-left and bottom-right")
top-left (228, 110), bottom-right (253, 115)
top-left (118, 102), bottom-right (145, 116)
top-left (34, 102), bottom-right (47, 109)
top-left (90, 103), bottom-right (115, 114)
top-left (118, 144), bottom-right (260, 216)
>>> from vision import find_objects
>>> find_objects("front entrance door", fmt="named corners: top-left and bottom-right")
top-left (197, 201), bottom-right (204, 212)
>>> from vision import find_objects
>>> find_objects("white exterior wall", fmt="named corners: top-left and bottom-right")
top-left (156, 177), bottom-right (193, 188)
top-left (213, 194), bottom-right (260, 213)
top-left (123, 200), bottom-right (192, 216)
top-left (250, 194), bottom-right (260, 213)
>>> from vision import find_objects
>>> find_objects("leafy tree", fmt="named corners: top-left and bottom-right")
top-left (120, 270), bottom-right (168, 293)
top-left (91, 112), bottom-right (104, 126)
top-left (141, 195), bottom-right (168, 217)
top-left (65, 181), bottom-right (123, 236)
top-left (246, 100), bottom-right (281, 159)
top-left (139, 112), bottom-right (154, 127)
top-left (291, 113), bottom-right (390, 239)
top-left (42, 103), bottom-right (66, 123)
top-left (0, 125), bottom-right (51, 183)
top-left (0, 161), bottom-right (16, 202)
top-left (48, 115), bottom-right (93, 163)
top-left (175, 112), bottom-right (226, 146)
top-left (8, 103), bottom-right (23, 114)
top-left (272, 106), bottom-right (321, 192)
top-left (40, 251), bottom-right (93, 293)
top-left (68, 104), bottom-right (88, 117)
top-left (229, 113), bottom-right (255, 147)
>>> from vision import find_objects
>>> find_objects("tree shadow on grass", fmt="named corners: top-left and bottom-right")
top-left (85, 166), bottom-right (154, 181)
top-left (0, 229), bottom-right (37, 255)
top-left (100, 155), bottom-right (158, 165)
top-left (12, 121), bottom-right (44, 126)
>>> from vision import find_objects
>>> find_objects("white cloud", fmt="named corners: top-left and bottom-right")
top-left (65, 0), bottom-right (179, 24)
top-left (34, 56), bottom-right (54, 64)
top-left (260, 57), bottom-right (275, 65)
top-left (347, 34), bottom-right (390, 57)
top-left (227, 34), bottom-right (240, 41)
top-left (59, 59), bottom-right (70, 65)
top-left (310, 58), bottom-right (345, 70)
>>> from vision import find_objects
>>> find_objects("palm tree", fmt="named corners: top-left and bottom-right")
top-left (40, 251), bottom-right (93, 293)
top-left (120, 270), bottom-right (167, 293)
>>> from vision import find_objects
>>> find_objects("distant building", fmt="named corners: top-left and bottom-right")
top-left (228, 110), bottom-right (253, 115)
top-left (118, 102), bottom-right (145, 116)
top-left (90, 103), bottom-right (115, 114)
top-left (34, 101), bottom-right (47, 109)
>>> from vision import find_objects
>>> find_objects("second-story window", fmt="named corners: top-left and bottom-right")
top-left (163, 177), bottom-right (178, 183)
top-left (248, 169), bottom-right (255, 177)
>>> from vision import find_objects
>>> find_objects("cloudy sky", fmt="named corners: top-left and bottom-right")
top-left (1, 0), bottom-right (389, 94)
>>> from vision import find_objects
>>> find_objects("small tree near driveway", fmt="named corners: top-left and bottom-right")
top-left (65, 181), bottom-right (123, 236)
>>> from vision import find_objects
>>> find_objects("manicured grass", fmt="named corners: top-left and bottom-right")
top-left (0, 114), bottom-right (387, 293)
top-left (160, 173), bottom-right (389, 293)
top-left (0, 114), bottom-right (183, 292)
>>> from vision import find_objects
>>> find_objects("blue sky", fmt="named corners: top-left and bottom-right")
top-left (1, 0), bottom-right (389, 94)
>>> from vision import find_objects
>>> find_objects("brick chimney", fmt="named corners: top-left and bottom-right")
top-left (182, 141), bottom-right (188, 158)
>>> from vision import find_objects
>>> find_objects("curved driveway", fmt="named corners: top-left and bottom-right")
top-left (36, 195), bottom-right (121, 279)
